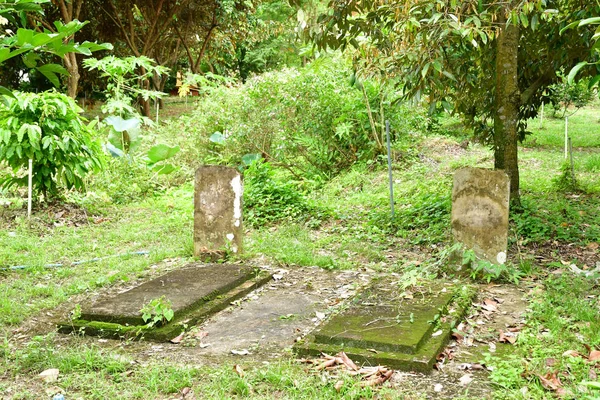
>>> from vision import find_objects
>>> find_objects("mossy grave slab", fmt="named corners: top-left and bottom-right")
top-left (295, 281), bottom-right (474, 373)
top-left (58, 263), bottom-right (272, 341)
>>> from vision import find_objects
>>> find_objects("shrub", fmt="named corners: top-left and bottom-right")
top-left (243, 161), bottom-right (326, 227)
top-left (183, 58), bottom-right (428, 182)
top-left (0, 91), bottom-right (103, 199)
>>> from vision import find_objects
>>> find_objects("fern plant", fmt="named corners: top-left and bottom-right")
top-left (0, 90), bottom-right (103, 199)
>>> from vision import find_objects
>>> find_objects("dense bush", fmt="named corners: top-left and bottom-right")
top-left (243, 161), bottom-right (326, 227)
top-left (0, 91), bottom-right (103, 199)
top-left (182, 58), bottom-right (428, 182)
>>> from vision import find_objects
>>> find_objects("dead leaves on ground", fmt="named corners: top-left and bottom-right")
top-left (562, 345), bottom-right (600, 363)
top-left (170, 329), bottom-right (209, 347)
top-left (536, 371), bottom-right (567, 397)
top-left (300, 352), bottom-right (394, 390)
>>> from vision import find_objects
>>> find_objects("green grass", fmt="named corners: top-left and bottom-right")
top-left (0, 184), bottom-right (195, 328)
top-left (487, 275), bottom-right (600, 399)
top-left (0, 334), bottom-right (407, 400)
top-left (526, 105), bottom-right (600, 148)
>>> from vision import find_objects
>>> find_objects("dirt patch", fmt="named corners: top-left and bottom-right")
top-left (0, 200), bottom-right (102, 231)
top-left (519, 241), bottom-right (600, 270)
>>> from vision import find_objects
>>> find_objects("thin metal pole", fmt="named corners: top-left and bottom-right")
top-left (564, 116), bottom-right (569, 159)
top-left (568, 137), bottom-right (575, 181)
top-left (539, 103), bottom-right (544, 129)
top-left (27, 159), bottom-right (33, 219)
top-left (385, 120), bottom-right (394, 219)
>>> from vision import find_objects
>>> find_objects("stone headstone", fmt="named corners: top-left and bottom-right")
top-left (452, 168), bottom-right (510, 264)
top-left (194, 166), bottom-right (243, 259)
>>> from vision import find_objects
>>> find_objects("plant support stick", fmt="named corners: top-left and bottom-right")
top-left (386, 120), bottom-right (394, 219)
top-left (564, 116), bottom-right (568, 159)
top-left (27, 159), bottom-right (33, 218)
top-left (569, 137), bottom-right (575, 182)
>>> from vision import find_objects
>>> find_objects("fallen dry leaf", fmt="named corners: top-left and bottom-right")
top-left (562, 350), bottom-right (581, 358)
top-left (181, 387), bottom-right (191, 398)
top-left (537, 372), bottom-right (565, 395)
top-left (194, 330), bottom-right (209, 340)
top-left (589, 350), bottom-right (600, 362)
top-left (170, 333), bottom-right (185, 344)
top-left (233, 364), bottom-right (245, 377)
top-left (39, 368), bottom-right (60, 383)
top-left (434, 383), bottom-right (443, 392)
top-left (457, 363), bottom-right (485, 371)
top-left (452, 331), bottom-right (464, 343)
top-left (334, 380), bottom-right (344, 392)
top-left (338, 352), bottom-right (359, 371)
top-left (301, 353), bottom-right (393, 388)
top-left (499, 330), bottom-right (517, 344)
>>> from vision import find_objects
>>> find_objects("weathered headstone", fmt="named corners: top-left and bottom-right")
top-left (452, 168), bottom-right (510, 264)
top-left (194, 166), bottom-right (243, 260)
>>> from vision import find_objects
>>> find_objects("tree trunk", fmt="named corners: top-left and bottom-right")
top-left (494, 18), bottom-right (521, 207)
top-left (64, 53), bottom-right (80, 98)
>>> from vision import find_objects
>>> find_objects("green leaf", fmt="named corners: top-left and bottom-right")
top-left (0, 48), bottom-right (10, 64)
top-left (588, 74), bottom-right (600, 89)
top-left (31, 32), bottom-right (52, 47)
top-left (104, 116), bottom-right (140, 132)
top-left (163, 308), bottom-right (174, 322)
top-left (38, 63), bottom-right (69, 75)
top-left (37, 64), bottom-right (69, 87)
top-left (531, 14), bottom-right (539, 31)
top-left (209, 131), bottom-right (226, 144)
top-left (568, 62), bottom-right (588, 84)
top-left (152, 163), bottom-right (176, 175)
top-left (242, 153), bottom-right (261, 166)
top-left (560, 20), bottom-right (581, 35)
top-left (582, 381), bottom-right (600, 390)
top-left (15, 28), bottom-right (35, 46)
top-left (0, 85), bottom-right (15, 100)
top-left (22, 52), bottom-right (39, 68)
top-left (147, 144), bottom-right (180, 163)
top-left (519, 14), bottom-right (529, 28)
top-left (421, 62), bottom-right (430, 79)
top-left (579, 17), bottom-right (600, 27)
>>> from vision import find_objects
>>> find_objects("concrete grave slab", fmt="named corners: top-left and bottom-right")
top-left (194, 166), bottom-right (243, 260)
top-left (58, 263), bottom-right (271, 341)
top-left (452, 168), bottom-right (510, 264)
top-left (295, 280), bottom-right (474, 373)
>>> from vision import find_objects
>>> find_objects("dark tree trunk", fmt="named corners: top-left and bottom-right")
top-left (494, 17), bottom-right (521, 207)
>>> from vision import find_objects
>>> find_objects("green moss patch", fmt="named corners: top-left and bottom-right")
top-left (295, 281), bottom-right (475, 373)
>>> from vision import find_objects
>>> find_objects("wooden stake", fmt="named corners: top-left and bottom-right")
top-left (564, 116), bottom-right (569, 159)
